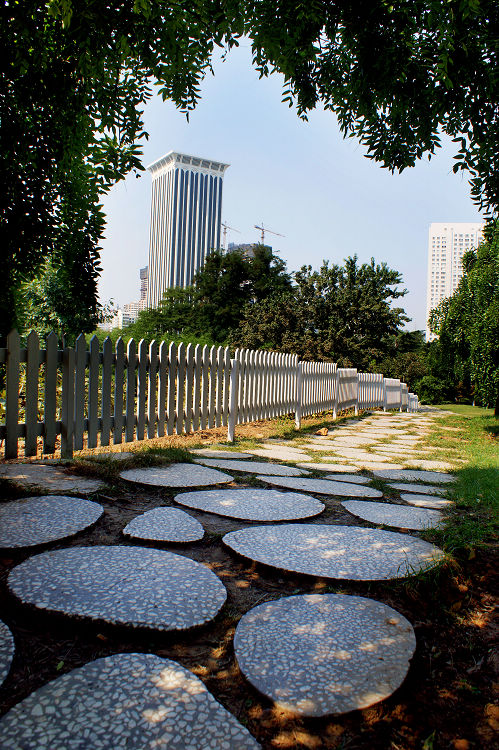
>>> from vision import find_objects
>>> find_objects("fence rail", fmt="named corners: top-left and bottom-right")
top-left (0, 331), bottom-right (419, 459)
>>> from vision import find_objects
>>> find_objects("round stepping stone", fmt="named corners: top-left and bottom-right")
top-left (0, 464), bottom-right (103, 494)
top-left (8, 546), bottom-right (226, 631)
top-left (373, 469), bottom-right (454, 483)
top-left (342, 500), bottom-right (444, 531)
top-left (247, 448), bottom-right (310, 461)
top-left (296, 463), bottom-right (368, 477)
top-left (351, 462), bottom-right (405, 471)
top-left (191, 449), bottom-right (254, 459)
top-left (0, 495), bottom-right (104, 549)
top-left (0, 653), bottom-right (260, 749)
top-left (223, 524), bottom-right (444, 580)
top-left (234, 594), bottom-right (416, 716)
top-left (389, 482), bottom-right (446, 495)
top-left (0, 620), bottom-right (15, 687)
top-left (174, 489), bottom-right (324, 521)
top-left (400, 494), bottom-right (454, 510)
top-left (321, 474), bottom-right (370, 485)
top-left (120, 463), bottom-right (233, 488)
top-left (123, 507), bottom-right (204, 542)
top-left (193, 458), bottom-right (308, 476)
top-left (255, 476), bottom-right (382, 498)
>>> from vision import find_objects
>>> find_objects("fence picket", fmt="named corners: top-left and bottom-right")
top-left (176, 343), bottom-right (186, 434)
top-left (61, 346), bottom-right (75, 458)
top-left (113, 338), bottom-right (125, 443)
top-left (5, 330), bottom-right (20, 459)
top-left (43, 332), bottom-right (58, 454)
top-left (24, 331), bottom-right (39, 457)
top-left (101, 337), bottom-right (113, 446)
top-left (166, 342), bottom-right (177, 435)
top-left (200, 345), bottom-right (209, 430)
top-left (208, 345), bottom-right (216, 429)
top-left (215, 346), bottom-right (224, 427)
top-left (185, 343), bottom-right (194, 433)
top-left (125, 338), bottom-right (137, 442)
top-left (192, 344), bottom-right (202, 432)
top-left (147, 340), bottom-right (158, 439)
top-left (87, 336), bottom-right (100, 449)
top-left (157, 341), bottom-right (168, 437)
top-left (73, 334), bottom-right (86, 451)
top-left (136, 339), bottom-right (148, 441)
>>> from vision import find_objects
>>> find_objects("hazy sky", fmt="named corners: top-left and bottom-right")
top-left (100, 42), bottom-right (483, 331)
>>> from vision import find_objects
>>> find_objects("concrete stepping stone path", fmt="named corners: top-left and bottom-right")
top-left (174, 489), bottom-right (324, 522)
top-left (120, 463), bottom-right (233, 488)
top-left (193, 458), bottom-right (308, 477)
top-left (234, 594), bottom-right (416, 717)
top-left (0, 653), bottom-right (260, 749)
top-left (400, 494), bottom-right (454, 510)
top-left (247, 447), bottom-right (311, 461)
top-left (223, 524), bottom-right (444, 581)
top-left (405, 459), bottom-right (456, 471)
top-left (255, 476), bottom-right (382, 497)
top-left (342, 500), bottom-right (444, 531)
top-left (191, 449), bottom-right (254, 459)
top-left (0, 464), bottom-right (103, 494)
top-left (8, 546), bottom-right (226, 631)
top-left (315, 473), bottom-right (371, 485)
top-left (0, 495), bottom-right (104, 549)
top-left (123, 507), bottom-right (205, 543)
top-left (388, 482), bottom-right (447, 495)
top-left (296, 462), bottom-right (360, 472)
top-left (373, 469), bottom-right (455, 484)
top-left (0, 620), bottom-right (15, 687)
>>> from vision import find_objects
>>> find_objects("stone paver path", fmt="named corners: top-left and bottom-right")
top-left (223, 525), bottom-right (444, 580)
top-left (0, 653), bottom-right (260, 749)
top-left (191, 449), bottom-right (254, 459)
top-left (123, 507), bottom-right (205, 543)
top-left (342, 500), bottom-right (444, 531)
top-left (400, 494), bottom-right (454, 510)
top-left (0, 464), bottom-right (103, 494)
top-left (296, 462), bottom-right (360, 472)
top-left (0, 496), bottom-right (104, 549)
top-left (255, 476), bottom-right (383, 498)
top-left (373, 469), bottom-right (455, 483)
top-left (247, 447), bottom-right (311, 461)
top-left (8, 546), bottom-right (226, 631)
top-left (0, 621), bottom-right (14, 687)
top-left (388, 482), bottom-right (447, 495)
top-left (120, 463), bottom-right (233, 488)
top-left (174, 489), bottom-right (324, 521)
top-left (296, 465), bottom-right (370, 481)
top-left (234, 594), bottom-right (416, 717)
top-left (193, 458), bottom-right (308, 476)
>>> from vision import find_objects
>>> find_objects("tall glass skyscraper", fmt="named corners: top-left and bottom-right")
top-left (146, 151), bottom-right (230, 307)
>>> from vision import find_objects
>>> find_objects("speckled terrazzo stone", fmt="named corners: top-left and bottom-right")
top-left (0, 464), bottom-right (103, 494)
top-left (0, 653), bottom-right (260, 749)
top-left (321, 474), bottom-right (370, 485)
top-left (191, 449), bottom-right (254, 459)
top-left (373, 469), bottom-right (455, 483)
top-left (174, 489), bottom-right (324, 521)
top-left (246, 447), bottom-right (311, 461)
top-left (296, 464), bottom-right (369, 479)
top-left (120, 463), bottom-right (233, 488)
top-left (0, 620), bottom-right (15, 687)
top-left (234, 594), bottom-right (416, 717)
top-left (400, 494), bottom-right (454, 510)
top-left (0, 496), bottom-right (104, 549)
top-left (223, 524), bottom-right (444, 580)
top-left (388, 482), bottom-right (446, 495)
top-left (255, 476), bottom-right (382, 498)
top-left (193, 458), bottom-right (308, 476)
top-left (341, 500), bottom-right (445, 531)
top-left (123, 507), bottom-right (205, 542)
top-left (8, 546), bottom-right (226, 631)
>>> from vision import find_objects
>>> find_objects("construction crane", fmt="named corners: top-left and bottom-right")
top-left (221, 221), bottom-right (240, 250)
top-left (254, 223), bottom-right (285, 244)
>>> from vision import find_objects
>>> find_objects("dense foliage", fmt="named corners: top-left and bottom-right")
top-left (427, 222), bottom-right (499, 413)
top-left (2, 1), bottom-right (497, 342)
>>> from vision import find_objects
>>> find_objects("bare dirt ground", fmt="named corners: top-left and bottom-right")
top-left (0, 416), bottom-right (497, 749)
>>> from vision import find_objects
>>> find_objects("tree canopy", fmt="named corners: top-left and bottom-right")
top-left (2, 1), bottom-right (497, 341)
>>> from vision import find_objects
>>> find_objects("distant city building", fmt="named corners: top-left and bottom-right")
top-left (147, 151), bottom-right (230, 307)
top-left (226, 242), bottom-right (258, 258)
top-left (425, 222), bottom-right (484, 340)
top-left (140, 266), bottom-right (148, 301)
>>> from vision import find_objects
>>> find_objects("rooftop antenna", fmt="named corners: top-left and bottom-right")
top-left (221, 221), bottom-right (240, 250)
top-left (254, 222), bottom-right (285, 244)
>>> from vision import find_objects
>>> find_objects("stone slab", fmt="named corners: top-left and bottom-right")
top-left (400, 494), bottom-right (454, 510)
top-left (0, 653), bottom-right (260, 749)
top-left (174, 489), bottom-right (324, 521)
top-left (316, 474), bottom-right (370, 485)
top-left (120, 463), bottom-right (233, 488)
top-left (373, 469), bottom-right (455, 484)
top-left (246, 447), bottom-right (311, 461)
top-left (0, 495), bottom-right (104, 549)
top-left (234, 594), bottom-right (416, 717)
top-left (389, 483), bottom-right (446, 495)
top-left (342, 500), bottom-right (444, 531)
top-left (191, 449), bottom-right (254, 459)
top-left (0, 464), bottom-right (103, 494)
top-left (123, 507), bottom-right (205, 542)
top-left (0, 620), bottom-right (14, 687)
top-left (255, 476), bottom-right (382, 498)
top-left (349, 462), bottom-right (405, 471)
top-left (193, 458), bottom-right (308, 476)
top-left (405, 460), bottom-right (456, 471)
top-left (8, 546), bottom-right (226, 631)
top-left (296, 462), bottom-right (359, 473)
top-left (223, 524), bottom-right (444, 581)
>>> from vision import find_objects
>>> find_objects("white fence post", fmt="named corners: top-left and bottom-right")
top-left (60, 345), bottom-right (75, 459)
top-left (227, 358), bottom-right (240, 443)
top-left (295, 361), bottom-right (302, 430)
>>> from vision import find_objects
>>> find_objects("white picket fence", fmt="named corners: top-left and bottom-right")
top-left (0, 331), bottom-right (419, 459)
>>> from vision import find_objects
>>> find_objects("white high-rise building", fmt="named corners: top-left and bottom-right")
top-left (146, 151), bottom-right (230, 307)
top-left (425, 222), bottom-right (484, 340)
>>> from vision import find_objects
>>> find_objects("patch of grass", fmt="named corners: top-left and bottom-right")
top-left (435, 404), bottom-right (495, 417)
